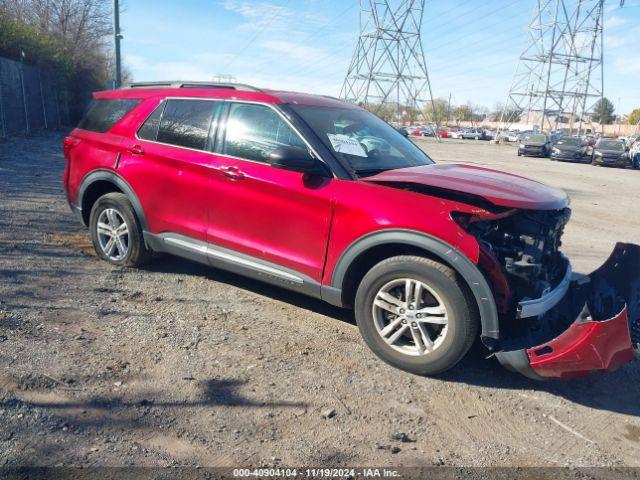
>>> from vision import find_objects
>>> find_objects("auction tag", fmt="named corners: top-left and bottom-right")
top-left (327, 134), bottom-right (368, 157)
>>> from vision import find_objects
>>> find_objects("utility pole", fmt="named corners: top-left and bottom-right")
top-left (340, 0), bottom-right (439, 134)
top-left (113, 0), bottom-right (122, 88)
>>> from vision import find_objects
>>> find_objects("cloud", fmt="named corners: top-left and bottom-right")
top-left (605, 34), bottom-right (627, 49)
top-left (606, 15), bottom-right (627, 27)
top-left (223, 0), bottom-right (294, 33)
top-left (223, 0), bottom-right (332, 35)
top-left (613, 54), bottom-right (640, 74)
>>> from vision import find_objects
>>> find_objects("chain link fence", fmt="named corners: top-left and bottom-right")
top-left (0, 56), bottom-right (71, 138)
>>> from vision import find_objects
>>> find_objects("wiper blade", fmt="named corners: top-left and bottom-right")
top-left (354, 167), bottom-right (391, 177)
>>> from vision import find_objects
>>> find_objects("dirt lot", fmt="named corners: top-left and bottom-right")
top-left (1, 134), bottom-right (639, 469)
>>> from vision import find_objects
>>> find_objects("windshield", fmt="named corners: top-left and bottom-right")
top-left (524, 134), bottom-right (548, 142)
top-left (289, 105), bottom-right (434, 176)
top-left (597, 140), bottom-right (624, 151)
top-left (555, 138), bottom-right (582, 146)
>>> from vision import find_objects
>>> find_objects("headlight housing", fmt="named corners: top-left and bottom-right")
top-left (519, 143), bottom-right (525, 148)
top-left (552, 147), bottom-right (560, 154)
top-left (594, 150), bottom-right (602, 157)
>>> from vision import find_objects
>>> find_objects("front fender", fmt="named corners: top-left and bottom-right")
top-left (324, 229), bottom-right (500, 348)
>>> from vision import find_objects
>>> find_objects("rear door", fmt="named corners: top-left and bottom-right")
top-left (206, 101), bottom-right (335, 282)
top-left (120, 98), bottom-right (223, 241)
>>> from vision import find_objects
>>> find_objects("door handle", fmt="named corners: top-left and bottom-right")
top-left (128, 144), bottom-right (144, 155)
top-left (220, 166), bottom-right (245, 180)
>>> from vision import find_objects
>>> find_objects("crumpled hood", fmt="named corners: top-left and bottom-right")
top-left (361, 163), bottom-right (569, 210)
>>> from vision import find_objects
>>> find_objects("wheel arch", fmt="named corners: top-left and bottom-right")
top-left (77, 170), bottom-right (148, 231)
top-left (326, 229), bottom-right (500, 349)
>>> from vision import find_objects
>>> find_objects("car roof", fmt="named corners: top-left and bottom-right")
top-left (94, 82), bottom-right (360, 110)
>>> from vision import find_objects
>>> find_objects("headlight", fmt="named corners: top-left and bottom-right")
top-left (552, 147), bottom-right (560, 154)
top-left (620, 153), bottom-right (628, 159)
top-left (594, 150), bottom-right (602, 157)
top-left (519, 143), bottom-right (525, 148)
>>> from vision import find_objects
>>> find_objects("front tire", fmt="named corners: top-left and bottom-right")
top-left (354, 256), bottom-right (478, 376)
top-left (89, 192), bottom-right (152, 267)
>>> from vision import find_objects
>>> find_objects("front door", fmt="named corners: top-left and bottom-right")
top-left (206, 102), bottom-right (335, 283)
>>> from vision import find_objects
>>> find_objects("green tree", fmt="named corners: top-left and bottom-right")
top-left (629, 108), bottom-right (640, 126)
top-left (423, 98), bottom-right (449, 124)
top-left (364, 103), bottom-right (398, 122)
top-left (453, 105), bottom-right (472, 124)
top-left (591, 98), bottom-right (616, 124)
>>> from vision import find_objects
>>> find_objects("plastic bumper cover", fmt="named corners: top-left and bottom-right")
top-left (496, 243), bottom-right (640, 380)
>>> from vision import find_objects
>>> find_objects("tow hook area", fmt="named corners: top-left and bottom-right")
top-left (496, 243), bottom-right (640, 380)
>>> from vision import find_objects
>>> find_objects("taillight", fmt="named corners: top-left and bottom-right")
top-left (63, 136), bottom-right (80, 159)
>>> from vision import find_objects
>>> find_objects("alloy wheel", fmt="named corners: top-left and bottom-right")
top-left (96, 208), bottom-right (129, 261)
top-left (372, 278), bottom-right (449, 356)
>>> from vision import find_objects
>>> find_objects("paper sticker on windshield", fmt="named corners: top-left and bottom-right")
top-left (327, 134), bottom-right (368, 157)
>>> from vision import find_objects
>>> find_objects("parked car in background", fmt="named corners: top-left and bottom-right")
top-left (630, 140), bottom-right (640, 169)
top-left (582, 134), bottom-right (597, 147)
top-left (550, 137), bottom-right (589, 163)
top-left (592, 138), bottom-right (628, 167)
top-left (625, 135), bottom-right (639, 150)
top-left (549, 131), bottom-right (564, 142)
top-left (484, 129), bottom-right (496, 141)
top-left (498, 130), bottom-right (521, 142)
top-left (460, 128), bottom-right (485, 140)
top-left (517, 134), bottom-right (552, 157)
top-left (437, 128), bottom-right (449, 138)
top-left (449, 129), bottom-right (462, 139)
top-left (394, 126), bottom-right (409, 138)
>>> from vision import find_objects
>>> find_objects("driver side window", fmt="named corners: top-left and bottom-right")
top-left (222, 103), bottom-right (307, 164)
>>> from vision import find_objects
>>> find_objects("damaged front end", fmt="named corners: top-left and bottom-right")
top-left (455, 209), bottom-right (640, 380)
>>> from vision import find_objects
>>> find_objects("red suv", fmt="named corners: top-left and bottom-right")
top-left (63, 82), bottom-right (639, 380)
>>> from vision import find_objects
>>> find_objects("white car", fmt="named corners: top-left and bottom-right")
top-left (497, 131), bottom-right (520, 142)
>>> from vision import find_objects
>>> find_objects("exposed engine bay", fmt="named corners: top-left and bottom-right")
top-left (462, 207), bottom-right (571, 313)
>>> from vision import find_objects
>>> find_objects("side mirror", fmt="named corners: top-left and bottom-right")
top-left (270, 145), bottom-right (329, 177)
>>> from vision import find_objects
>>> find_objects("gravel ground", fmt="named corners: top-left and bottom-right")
top-left (1, 133), bottom-right (639, 469)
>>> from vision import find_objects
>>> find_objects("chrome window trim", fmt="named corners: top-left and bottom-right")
top-left (134, 97), bottom-right (336, 178)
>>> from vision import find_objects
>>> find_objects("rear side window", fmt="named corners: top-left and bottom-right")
top-left (222, 103), bottom-right (306, 163)
top-left (157, 99), bottom-right (219, 150)
top-left (137, 102), bottom-right (165, 141)
top-left (77, 98), bottom-right (141, 133)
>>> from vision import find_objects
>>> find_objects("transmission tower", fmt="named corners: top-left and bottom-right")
top-left (340, 0), bottom-right (437, 125)
top-left (500, 0), bottom-right (605, 135)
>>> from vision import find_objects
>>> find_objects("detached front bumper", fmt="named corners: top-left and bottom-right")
top-left (496, 243), bottom-right (640, 380)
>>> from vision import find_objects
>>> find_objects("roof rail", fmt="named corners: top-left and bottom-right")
top-left (124, 81), bottom-right (262, 92)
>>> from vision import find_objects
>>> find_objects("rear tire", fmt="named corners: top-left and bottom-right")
top-left (89, 193), bottom-right (152, 267)
top-left (354, 256), bottom-right (478, 376)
